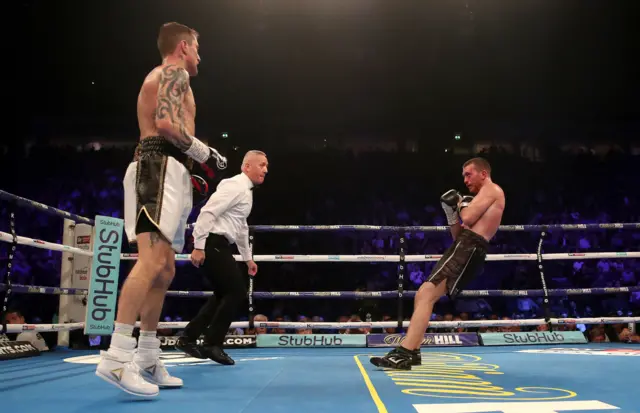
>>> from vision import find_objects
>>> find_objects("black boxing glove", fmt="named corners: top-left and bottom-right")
top-left (440, 189), bottom-right (461, 225)
top-left (459, 195), bottom-right (474, 209)
top-left (440, 189), bottom-right (461, 207)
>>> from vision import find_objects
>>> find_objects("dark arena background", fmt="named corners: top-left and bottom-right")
top-left (2, 1), bottom-right (639, 412)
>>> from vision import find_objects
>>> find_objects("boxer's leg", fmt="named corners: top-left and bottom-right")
top-left (370, 240), bottom-right (462, 370)
top-left (96, 220), bottom-right (166, 397)
top-left (405, 249), bottom-right (481, 352)
top-left (369, 279), bottom-right (448, 370)
top-left (138, 245), bottom-right (175, 333)
top-left (400, 241), bottom-right (461, 352)
top-left (96, 154), bottom-right (171, 397)
top-left (115, 154), bottom-right (172, 329)
top-left (132, 155), bottom-right (188, 387)
top-left (134, 246), bottom-right (182, 387)
top-left (115, 230), bottom-right (171, 327)
top-left (400, 280), bottom-right (448, 351)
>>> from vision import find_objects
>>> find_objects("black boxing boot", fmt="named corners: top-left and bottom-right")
top-left (370, 346), bottom-right (414, 370)
top-left (410, 349), bottom-right (422, 366)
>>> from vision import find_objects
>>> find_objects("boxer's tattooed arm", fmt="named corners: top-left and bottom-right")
top-left (178, 124), bottom-right (196, 148)
top-left (155, 65), bottom-right (192, 151)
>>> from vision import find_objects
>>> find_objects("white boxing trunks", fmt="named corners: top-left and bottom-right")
top-left (123, 136), bottom-right (193, 253)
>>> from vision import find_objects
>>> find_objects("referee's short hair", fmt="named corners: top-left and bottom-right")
top-left (242, 150), bottom-right (267, 169)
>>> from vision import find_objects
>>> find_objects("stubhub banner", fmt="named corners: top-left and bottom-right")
top-left (367, 333), bottom-right (479, 348)
top-left (84, 216), bottom-right (123, 336)
top-left (257, 334), bottom-right (366, 348)
top-left (480, 331), bottom-right (587, 346)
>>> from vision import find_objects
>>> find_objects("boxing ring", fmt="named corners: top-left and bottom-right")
top-left (1, 188), bottom-right (639, 413)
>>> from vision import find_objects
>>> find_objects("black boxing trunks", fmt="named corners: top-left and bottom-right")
top-left (123, 136), bottom-right (193, 253)
top-left (426, 229), bottom-right (489, 299)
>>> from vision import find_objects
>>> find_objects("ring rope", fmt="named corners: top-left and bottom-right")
top-left (3, 283), bottom-right (638, 298)
top-left (1, 231), bottom-right (638, 262)
top-left (5, 317), bottom-right (640, 334)
top-left (248, 223), bottom-right (640, 232)
top-left (129, 252), bottom-right (640, 261)
top-left (0, 231), bottom-right (93, 256)
top-left (0, 190), bottom-right (94, 225)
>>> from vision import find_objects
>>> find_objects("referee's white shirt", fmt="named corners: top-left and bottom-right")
top-left (192, 172), bottom-right (254, 261)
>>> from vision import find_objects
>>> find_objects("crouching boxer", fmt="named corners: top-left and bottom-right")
top-left (96, 22), bottom-right (227, 398)
top-left (370, 157), bottom-right (505, 370)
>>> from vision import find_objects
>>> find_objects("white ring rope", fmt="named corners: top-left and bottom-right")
top-left (5, 317), bottom-right (640, 334)
top-left (0, 231), bottom-right (93, 257)
top-left (1, 231), bottom-right (638, 262)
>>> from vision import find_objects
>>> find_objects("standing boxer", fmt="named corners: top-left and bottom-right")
top-left (96, 22), bottom-right (227, 397)
top-left (370, 157), bottom-right (505, 370)
top-left (176, 150), bottom-right (268, 365)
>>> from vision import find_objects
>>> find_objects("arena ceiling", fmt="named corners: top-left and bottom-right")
top-left (23, 0), bottom-right (638, 144)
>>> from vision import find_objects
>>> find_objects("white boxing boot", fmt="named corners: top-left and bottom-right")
top-left (134, 335), bottom-right (183, 388)
top-left (96, 334), bottom-right (160, 397)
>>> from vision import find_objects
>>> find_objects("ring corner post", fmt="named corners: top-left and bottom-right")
top-left (58, 219), bottom-right (94, 348)
top-left (57, 218), bottom-right (76, 348)
top-left (84, 215), bottom-right (124, 337)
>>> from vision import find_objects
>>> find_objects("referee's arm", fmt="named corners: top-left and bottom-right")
top-left (192, 180), bottom-right (243, 250)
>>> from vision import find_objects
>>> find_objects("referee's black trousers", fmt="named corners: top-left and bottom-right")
top-left (182, 234), bottom-right (247, 347)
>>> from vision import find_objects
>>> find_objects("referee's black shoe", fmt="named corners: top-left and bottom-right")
top-left (370, 347), bottom-right (416, 370)
top-left (175, 336), bottom-right (208, 359)
top-left (204, 345), bottom-right (235, 365)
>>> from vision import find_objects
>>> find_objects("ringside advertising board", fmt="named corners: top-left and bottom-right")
top-left (367, 333), bottom-right (479, 347)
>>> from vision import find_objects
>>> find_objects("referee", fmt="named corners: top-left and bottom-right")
top-left (176, 150), bottom-right (268, 365)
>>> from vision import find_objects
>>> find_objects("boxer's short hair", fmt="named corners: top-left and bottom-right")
top-left (157, 22), bottom-right (199, 58)
top-left (463, 157), bottom-right (491, 175)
